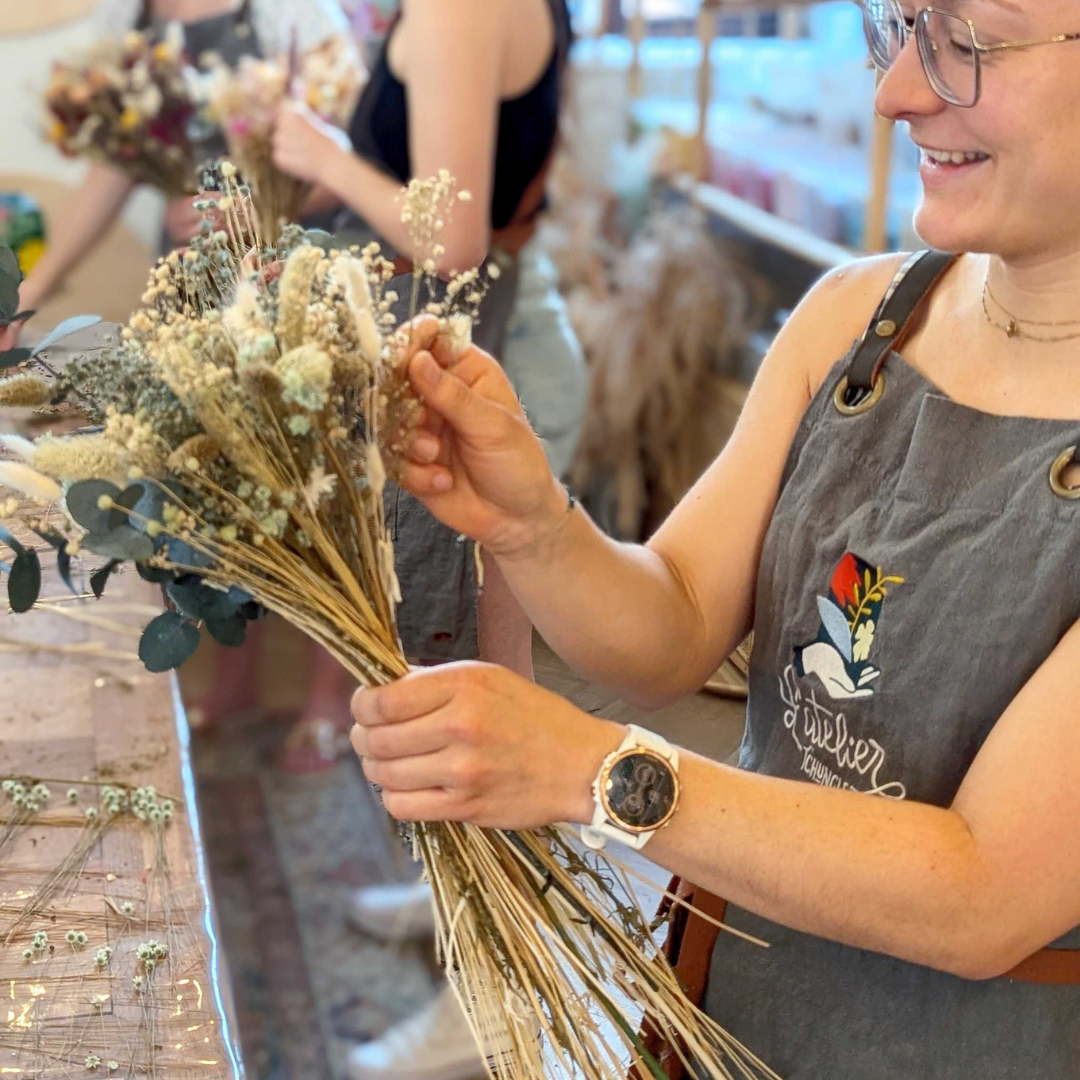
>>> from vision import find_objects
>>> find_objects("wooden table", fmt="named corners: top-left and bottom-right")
top-left (0, 562), bottom-right (244, 1080)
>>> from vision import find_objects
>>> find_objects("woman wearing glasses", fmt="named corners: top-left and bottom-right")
top-left (347, 1), bottom-right (1080, 1076)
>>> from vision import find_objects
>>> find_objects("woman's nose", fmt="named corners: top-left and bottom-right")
top-left (874, 37), bottom-right (946, 121)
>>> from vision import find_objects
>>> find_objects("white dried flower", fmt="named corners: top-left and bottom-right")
top-left (0, 461), bottom-right (62, 503)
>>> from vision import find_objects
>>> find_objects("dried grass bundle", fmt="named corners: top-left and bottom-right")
top-left (563, 205), bottom-right (750, 539)
top-left (0, 176), bottom-right (776, 1080)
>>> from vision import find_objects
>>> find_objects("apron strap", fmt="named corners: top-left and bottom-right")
top-left (843, 249), bottom-right (957, 398)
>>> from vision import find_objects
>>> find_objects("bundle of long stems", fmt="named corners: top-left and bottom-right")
top-left (0, 172), bottom-right (778, 1080)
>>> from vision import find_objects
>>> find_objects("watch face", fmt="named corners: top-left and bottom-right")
top-left (602, 750), bottom-right (678, 832)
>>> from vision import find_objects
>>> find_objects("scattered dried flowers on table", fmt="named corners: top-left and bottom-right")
top-left (44, 26), bottom-right (201, 197)
top-left (0, 173), bottom-right (776, 1080)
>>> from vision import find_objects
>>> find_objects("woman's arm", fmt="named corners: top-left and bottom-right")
top-left (18, 163), bottom-right (135, 322)
top-left (399, 256), bottom-right (905, 705)
top-left (351, 615), bottom-right (1080, 981)
top-left (272, 0), bottom-right (508, 274)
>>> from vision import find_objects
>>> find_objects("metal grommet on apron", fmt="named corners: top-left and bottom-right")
top-left (833, 373), bottom-right (885, 416)
top-left (1049, 446), bottom-right (1080, 500)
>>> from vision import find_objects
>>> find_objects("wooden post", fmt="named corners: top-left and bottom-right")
top-left (778, 4), bottom-right (803, 40)
top-left (596, 0), bottom-right (619, 38)
top-left (865, 74), bottom-right (894, 252)
top-left (628, 0), bottom-right (646, 98)
top-left (694, 0), bottom-right (720, 180)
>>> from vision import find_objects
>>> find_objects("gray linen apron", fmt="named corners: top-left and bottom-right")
top-left (384, 254), bottom-right (521, 662)
top-left (703, 251), bottom-right (1080, 1079)
top-left (327, 207), bottom-right (523, 660)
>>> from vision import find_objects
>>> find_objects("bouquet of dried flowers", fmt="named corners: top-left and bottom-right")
top-left (206, 36), bottom-right (362, 237)
top-left (0, 171), bottom-right (775, 1080)
top-left (44, 26), bottom-right (201, 197)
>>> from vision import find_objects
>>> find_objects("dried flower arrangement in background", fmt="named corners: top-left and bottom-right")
top-left (205, 37), bottom-right (362, 237)
top-left (45, 26), bottom-right (200, 197)
top-left (0, 174), bottom-right (775, 1080)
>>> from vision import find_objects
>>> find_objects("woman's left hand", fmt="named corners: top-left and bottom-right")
top-left (272, 102), bottom-right (351, 185)
top-left (350, 663), bottom-right (625, 830)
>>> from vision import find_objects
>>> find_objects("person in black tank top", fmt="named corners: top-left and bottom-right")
top-left (271, 0), bottom-right (578, 683)
top-left (347, 3), bottom-right (567, 235)
top-left (273, 4), bottom-right (587, 1076)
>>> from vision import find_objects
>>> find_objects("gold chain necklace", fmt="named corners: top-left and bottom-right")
top-left (982, 275), bottom-right (1080, 343)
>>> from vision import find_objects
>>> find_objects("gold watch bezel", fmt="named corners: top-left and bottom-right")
top-left (597, 746), bottom-right (682, 835)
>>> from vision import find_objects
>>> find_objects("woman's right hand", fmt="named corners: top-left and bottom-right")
top-left (398, 317), bottom-right (569, 558)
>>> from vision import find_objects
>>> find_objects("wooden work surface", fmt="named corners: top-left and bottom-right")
top-left (0, 563), bottom-right (243, 1080)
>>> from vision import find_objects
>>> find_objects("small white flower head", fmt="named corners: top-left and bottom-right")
top-left (76, 931), bottom-right (88, 946)
top-left (85, 1054), bottom-right (102, 1070)
top-left (65, 930), bottom-right (79, 944)
top-left (1, 780), bottom-right (13, 794)
top-left (120, 901), bottom-right (135, 916)
top-left (136, 943), bottom-right (151, 960)
top-left (21, 948), bottom-right (33, 961)
top-left (132, 974), bottom-right (146, 993)
top-left (107, 1063), bottom-right (119, 1073)
top-left (94, 947), bottom-right (112, 968)
top-left (25, 800), bottom-right (39, 813)
top-left (85, 807), bottom-right (98, 821)
top-left (67, 788), bottom-right (79, 803)
top-left (32, 931), bottom-right (48, 949)
top-left (12, 784), bottom-right (25, 798)
top-left (31, 784), bottom-right (49, 801)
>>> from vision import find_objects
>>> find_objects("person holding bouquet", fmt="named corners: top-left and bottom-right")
top-left (17, 0), bottom-right (356, 321)
top-left (350, 2), bottom-right (1080, 1076)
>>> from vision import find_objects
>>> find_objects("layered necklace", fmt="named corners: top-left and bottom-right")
top-left (982, 269), bottom-right (1080, 343)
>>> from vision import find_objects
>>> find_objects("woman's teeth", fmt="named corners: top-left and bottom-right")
top-left (922, 148), bottom-right (990, 165)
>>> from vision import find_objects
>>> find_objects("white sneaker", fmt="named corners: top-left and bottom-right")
top-left (347, 985), bottom-right (492, 1080)
top-left (347, 880), bottom-right (437, 941)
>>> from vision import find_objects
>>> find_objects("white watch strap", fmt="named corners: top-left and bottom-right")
top-left (580, 725), bottom-right (679, 852)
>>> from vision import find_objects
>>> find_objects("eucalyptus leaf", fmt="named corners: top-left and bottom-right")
top-left (206, 613), bottom-right (247, 648)
top-left (82, 526), bottom-right (154, 563)
top-left (305, 229), bottom-right (334, 252)
top-left (30, 315), bottom-right (102, 357)
top-left (138, 612), bottom-right (200, 673)
top-left (65, 479), bottom-right (123, 532)
top-left (117, 481), bottom-right (165, 534)
top-left (166, 537), bottom-right (213, 570)
top-left (29, 526), bottom-right (66, 550)
top-left (57, 548), bottom-right (77, 596)
top-left (136, 562), bottom-right (173, 585)
top-left (0, 525), bottom-right (27, 558)
top-left (0, 348), bottom-right (32, 369)
top-left (0, 246), bottom-right (21, 284)
top-left (167, 579), bottom-right (238, 622)
top-left (8, 551), bottom-right (41, 613)
top-left (226, 586), bottom-right (253, 606)
top-left (90, 560), bottom-right (121, 599)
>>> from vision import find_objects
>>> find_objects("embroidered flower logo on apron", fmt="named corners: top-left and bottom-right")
top-left (795, 552), bottom-right (904, 701)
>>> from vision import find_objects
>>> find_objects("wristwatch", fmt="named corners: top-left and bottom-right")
top-left (581, 725), bottom-right (681, 851)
